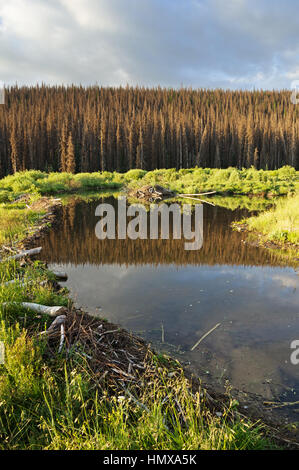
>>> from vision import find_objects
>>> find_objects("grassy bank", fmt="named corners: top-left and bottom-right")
top-left (232, 192), bottom-right (299, 264)
top-left (125, 166), bottom-right (298, 196)
top-left (0, 182), bottom-right (282, 449)
top-left (0, 206), bottom-right (42, 245)
top-left (0, 166), bottom-right (298, 203)
top-left (244, 193), bottom-right (299, 246)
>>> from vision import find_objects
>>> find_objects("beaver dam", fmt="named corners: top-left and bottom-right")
top-left (39, 194), bottom-right (299, 424)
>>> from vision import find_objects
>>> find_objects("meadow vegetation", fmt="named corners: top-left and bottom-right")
top-left (0, 166), bottom-right (297, 204)
top-left (244, 193), bottom-right (299, 245)
top-left (126, 166), bottom-right (298, 196)
top-left (0, 196), bottom-right (44, 245)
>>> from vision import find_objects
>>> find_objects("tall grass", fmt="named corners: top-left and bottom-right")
top-left (0, 166), bottom-right (297, 203)
top-left (127, 166), bottom-right (298, 196)
top-left (0, 206), bottom-right (43, 245)
top-left (245, 193), bottom-right (299, 245)
top-left (0, 171), bottom-right (123, 201)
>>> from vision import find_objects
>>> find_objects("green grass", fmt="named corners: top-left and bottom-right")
top-left (0, 166), bottom-right (298, 204)
top-left (126, 166), bottom-right (298, 196)
top-left (244, 193), bottom-right (299, 245)
top-left (0, 205), bottom-right (44, 245)
top-left (0, 171), bottom-right (123, 201)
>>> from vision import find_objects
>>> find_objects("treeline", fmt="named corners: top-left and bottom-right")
top-left (0, 85), bottom-right (299, 177)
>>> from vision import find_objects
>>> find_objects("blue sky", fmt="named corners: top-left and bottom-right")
top-left (0, 0), bottom-right (298, 89)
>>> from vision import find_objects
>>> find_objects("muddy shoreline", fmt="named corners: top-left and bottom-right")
top-left (14, 195), bottom-right (299, 449)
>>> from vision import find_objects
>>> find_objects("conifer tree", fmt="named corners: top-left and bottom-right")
top-left (66, 133), bottom-right (76, 173)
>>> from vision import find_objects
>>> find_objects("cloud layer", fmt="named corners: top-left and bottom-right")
top-left (0, 0), bottom-right (298, 89)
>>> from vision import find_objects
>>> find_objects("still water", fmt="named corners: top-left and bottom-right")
top-left (40, 196), bottom-right (299, 405)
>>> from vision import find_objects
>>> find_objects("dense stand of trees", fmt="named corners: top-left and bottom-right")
top-left (0, 85), bottom-right (298, 178)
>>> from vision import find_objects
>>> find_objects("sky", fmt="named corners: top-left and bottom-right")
top-left (0, 0), bottom-right (299, 90)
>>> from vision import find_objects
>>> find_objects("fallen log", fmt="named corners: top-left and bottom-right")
top-left (3, 278), bottom-right (47, 287)
top-left (2, 247), bottom-right (42, 262)
top-left (178, 191), bottom-right (217, 197)
top-left (128, 185), bottom-right (176, 202)
top-left (2, 302), bottom-right (66, 317)
top-left (3, 271), bottom-right (67, 286)
top-left (179, 195), bottom-right (215, 206)
top-left (128, 185), bottom-right (217, 204)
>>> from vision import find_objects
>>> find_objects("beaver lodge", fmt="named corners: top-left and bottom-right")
top-left (127, 185), bottom-right (217, 205)
top-left (128, 185), bottom-right (176, 202)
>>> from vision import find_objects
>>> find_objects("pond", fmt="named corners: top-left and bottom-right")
top-left (40, 195), bottom-right (299, 415)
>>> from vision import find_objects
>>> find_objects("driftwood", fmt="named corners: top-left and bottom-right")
top-left (3, 277), bottom-right (23, 286)
top-left (38, 314), bottom-right (67, 354)
top-left (178, 191), bottom-right (217, 197)
top-left (3, 271), bottom-right (68, 286)
top-left (58, 323), bottom-right (65, 353)
top-left (1, 245), bottom-right (16, 254)
top-left (3, 302), bottom-right (66, 317)
top-left (190, 323), bottom-right (221, 351)
top-left (178, 195), bottom-right (215, 206)
top-left (2, 247), bottom-right (42, 262)
top-left (3, 278), bottom-right (47, 287)
top-left (39, 315), bottom-right (67, 336)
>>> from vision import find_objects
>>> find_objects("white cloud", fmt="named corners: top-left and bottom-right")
top-left (60, 0), bottom-right (120, 32)
top-left (0, 0), bottom-right (298, 88)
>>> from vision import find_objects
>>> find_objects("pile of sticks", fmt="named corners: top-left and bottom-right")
top-left (128, 185), bottom-right (216, 205)
top-left (128, 185), bottom-right (176, 202)
top-left (43, 310), bottom-right (149, 387)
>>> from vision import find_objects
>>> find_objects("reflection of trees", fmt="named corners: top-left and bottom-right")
top-left (42, 199), bottom-right (284, 267)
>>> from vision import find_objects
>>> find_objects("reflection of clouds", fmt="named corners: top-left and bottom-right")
top-left (51, 260), bottom-right (299, 396)
top-left (51, 262), bottom-right (299, 316)
top-left (214, 265), bottom-right (299, 293)
top-left (50, 258), bottom-right (299, 399)
top-left (271, 274), bottom-right (299, 290)
top-left (98, 264), bottom-right (135, 280)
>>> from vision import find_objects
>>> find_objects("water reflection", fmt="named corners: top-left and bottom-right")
top-left (42, 197), bottom-right (284, 267)
top-left (40, 197), bottom-right (299, 408)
